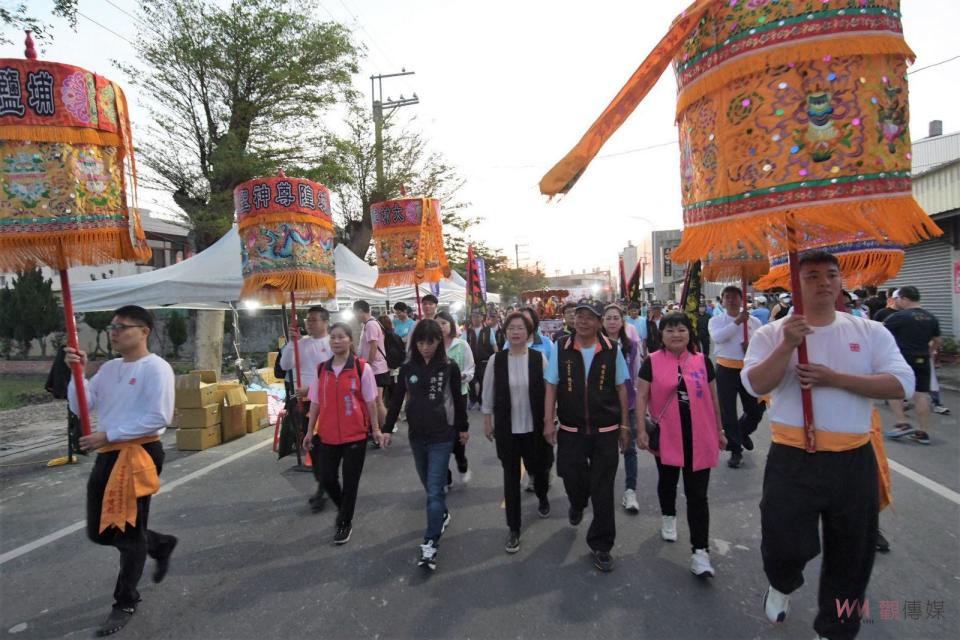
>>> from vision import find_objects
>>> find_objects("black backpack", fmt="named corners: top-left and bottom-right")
top-left (383, 331), bottom-right (406, 369)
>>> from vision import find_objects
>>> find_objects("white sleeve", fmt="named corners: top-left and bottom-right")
top-left (114, 359), bottom-right (175, 441)
top-left (870, 323), bottom-right (915, 399)
top-left (460, 341), bottom-right (475, 383)
top-left (68, 365), bottom-right (102, 415)
top-left (741, 325), bottom-right (777, 398)
top-left (481, 355), bottom-right (496, 415)
top-left (709, 315), bottom-right (739, 343)
top-left (279, 341), bottom-right (295, 371)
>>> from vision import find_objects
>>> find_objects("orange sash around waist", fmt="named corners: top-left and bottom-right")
top-left (97, 436), bottom-right (161, 533)
top-left (770, 423), bottom-right (869, 452)
top-left (715, 358), bottom-right (744, 370)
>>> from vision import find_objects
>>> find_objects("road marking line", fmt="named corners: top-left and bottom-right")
top-left (888, 458), bottom-right (960, 505)
top-left (0, 437), bottom-right (273, 566)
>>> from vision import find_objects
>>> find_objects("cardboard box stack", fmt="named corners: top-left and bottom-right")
top-left (174, 371), bottom-right (221, 450)
top-left (220, 384), bottom-right (247, 443)
top-left (244, 389), bottom-right (270, 433)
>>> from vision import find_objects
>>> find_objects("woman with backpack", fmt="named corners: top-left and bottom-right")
top-left (302, 323), bottom-right (388, 545)
top-left (436, 310), bottom-right (476, 489)
top-left (383, 319), bottom-right (469, 571)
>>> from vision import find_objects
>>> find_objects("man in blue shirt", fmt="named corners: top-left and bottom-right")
top-left (751, 295), bottom-right (771, 325)
top-left (625, 302), bottom-right (648, 344)
top-left (393, 303), bottom-right (415, 344)
top-left (543, 301), bottom-right (629, 573)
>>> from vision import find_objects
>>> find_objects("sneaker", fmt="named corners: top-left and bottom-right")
top-left (592, 550), bottom-right (614, 572)
top-left (876, 529), bottom-right (890, 553)
top-left (764, 585), bottom-right (790, 623)
top-left (910, 430), bottom-right (931, 445)
top-left (505, 530), bottom-right (520, 554)
top-left (933, 405), bottom-right (950, 415)
top-left (96, 606), bottom-right (135, 637)
top-left (418, 540), bottom-right (437, 571)
top-left (441, 510), bottom-right (451, 534)
top-left (152, 536), bottom-right (178, 583)
top-left (660, 515), bottom-right (678, 542)
top-left (334, 522), bottom-right (352, 545)
top-left (690, 549), bottom-right (714, 577)
top-left (727, 451), bottom-right (743, 468)
top-left (460, 469), bottom-right (473, 485)
top-left (622, 489), bottom-right (640, 514)
top-left (538, 497), bottom-right (551, 518)
top-left (742, 433), bottom-right (754, 451)
top-left (568, 506), bottom-right (584, 526)
top-left (885, 423), bottom-right (915, 439)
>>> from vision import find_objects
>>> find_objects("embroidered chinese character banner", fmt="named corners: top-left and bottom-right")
top-left (235, 173), bottom-right (336, 303)
top-left (0, 59), bottom-right (149, 271)
top-left (371, 197), bottom-right (450, 288)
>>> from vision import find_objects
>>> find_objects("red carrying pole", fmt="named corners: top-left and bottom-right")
top-left (786, 223), bottom-right (816, 453)
top-left (741, 273), bottom-right (750, 344)
top-left (415, 283), bottom-right (423, 317)
top-left (60, 269), bottom-right (92, 437)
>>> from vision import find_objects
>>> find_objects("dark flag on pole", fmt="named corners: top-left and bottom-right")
top-left (466, 245), bottom-right (486, 315)
top-left (680, 259), bottom-right (703, 330)
top-left (627, 261), bottom-right (642, 303)
top-left (618, 256), bottom-right (628, 299)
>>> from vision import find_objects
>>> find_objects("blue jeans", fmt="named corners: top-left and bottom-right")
top-left (622, 409), bottom-right (638, 491)
top-left (410, 439), bottom-right (454, 543)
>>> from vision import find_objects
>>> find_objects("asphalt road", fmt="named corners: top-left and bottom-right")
top-left (1, 395), bottom-right (957, 640)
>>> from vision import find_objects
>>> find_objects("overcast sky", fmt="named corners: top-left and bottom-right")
top-left (16, 0), bottom-right (960, 277)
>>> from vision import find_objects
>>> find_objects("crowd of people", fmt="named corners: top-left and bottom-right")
top-left (61, 251), bottom-right (950, 639)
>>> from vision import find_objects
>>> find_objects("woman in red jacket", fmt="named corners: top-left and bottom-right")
top-left (303, 323), bottom-right (389, 545)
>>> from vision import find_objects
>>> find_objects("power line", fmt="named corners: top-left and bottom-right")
top-left (102, 0), bottom-right (137, 21)
top-left (908, 54), bottom-right (960, 75)
top-left (77, 10), bottom-right (135, 47)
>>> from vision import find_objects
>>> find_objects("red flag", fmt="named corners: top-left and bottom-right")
top-left (618, 256), bottom-right (628, 299)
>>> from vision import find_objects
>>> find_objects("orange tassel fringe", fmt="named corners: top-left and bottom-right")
top-left (239, 272), bottom-right (336, 304)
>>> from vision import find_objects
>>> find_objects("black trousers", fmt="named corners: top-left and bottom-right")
top-left (498, 432), bottom-right (549, 532)
top-left (716, 364), bottom-right (765, 453)
top-left (655, 457), bottom-right (711, 552)
top-left (556, 429), bottom-right (619, 553)
top-left (86, 440), bottom-right (176, 609)
top-left (469, 360), bottom-right (487, 405)
top-left (314, 437), bottom-right (367, 526)
top-left (301, 401), bottom-right (324, 494)
top-left (761, 443), bottom-right (878, 640)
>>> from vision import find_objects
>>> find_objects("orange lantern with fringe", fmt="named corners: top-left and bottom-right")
top-left (371, 196), bottom-right (450, 289)
top-left (0, 35), bottom-right (150, 438)
top-left (235, 171), bottom-right (336, 304)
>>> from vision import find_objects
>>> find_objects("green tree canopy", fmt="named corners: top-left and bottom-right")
top-left (120, 0), bottom-right (360, 249)
top-left (0, 1), bottom-right (76, 48)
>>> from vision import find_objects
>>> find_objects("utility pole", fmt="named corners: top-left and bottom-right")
top-left (371, 70), bottom-right (418, 194)
top-left (515, 244), bottom-right (520, 269)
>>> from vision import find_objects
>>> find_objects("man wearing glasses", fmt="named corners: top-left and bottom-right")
top-left (65, 305), bottom-right (177, 637)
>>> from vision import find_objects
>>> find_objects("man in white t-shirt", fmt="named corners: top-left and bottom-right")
top-left (709, 285), bottom-right (764, 468)
top-left (741, 251), bottom-right (914, 640)
top-left (353, 300), bottom-right (390, 427)
top-left (280, 306), bottom-right (333, 509)
top-left (65, 305), bottom-right (177, 637)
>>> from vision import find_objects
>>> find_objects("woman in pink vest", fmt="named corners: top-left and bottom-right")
top-left (303, 323), bottom-right (389, 546)
top-left (636, 312), bottom-right (726, 577)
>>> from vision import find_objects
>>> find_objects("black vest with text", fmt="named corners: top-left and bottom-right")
top-left (492, 349), bottom-right (545, 439)
top-left (555, 334), bottom-right (620, 433)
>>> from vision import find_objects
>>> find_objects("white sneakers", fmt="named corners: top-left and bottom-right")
top-left (764, 585), bottom-right (791, 623)
top-left (460, 470), bottom-right (472, 485)
top-left (690, 549), bottom-right (714, 577)
top-left (660, 515), bottom-right (678, 542)
top-left (622, 489), bottom-right (640, 513)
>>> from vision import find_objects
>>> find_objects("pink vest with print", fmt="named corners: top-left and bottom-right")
top-left (649, 350), bottom-right (719, 471)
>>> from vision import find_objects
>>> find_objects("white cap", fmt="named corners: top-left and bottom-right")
top-left (754, 294), bottom-right (767, 304)
top-left (891, 289), bottom-right (901, 299)
top-left (779, 293), bottom-right (792, 302)
top-left (850, 292), bottom-right (859, 301)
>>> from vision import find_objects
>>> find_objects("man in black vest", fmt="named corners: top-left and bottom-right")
top-left (466, 309), bottom-right (498, 409)
top-left (543, 301), bottom-right (630, 572)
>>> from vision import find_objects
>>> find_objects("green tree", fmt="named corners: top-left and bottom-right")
top-left (0, 287), bottom-right (14, 359)
top-left (7, 269), bottom-right (61, 357)
top-left (0, 1), bottom-right (77, 48)
top-left (486, 266), bottom-right (548, 304)
top-left (166, 310), bottom-right (188, 358)
top-left (82, 311), bottom-right (115, 359)
top-left (119, 0), bottom-right (360, 250)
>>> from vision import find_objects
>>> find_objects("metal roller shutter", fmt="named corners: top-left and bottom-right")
top-left (884, 238), bottom-right (953, 337)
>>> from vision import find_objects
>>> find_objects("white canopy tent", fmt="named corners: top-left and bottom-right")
top-left (71, 226), bottom-right (498, 311)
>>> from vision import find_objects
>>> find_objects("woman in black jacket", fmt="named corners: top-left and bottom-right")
top-left (383, 319), bottom-right (468, 572)
top-left (482, 312), bottom-right (552, 554)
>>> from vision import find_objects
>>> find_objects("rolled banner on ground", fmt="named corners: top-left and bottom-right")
top-left (371, 196), bottom-right (451, 288)
top-left (753, 234), bottom-right (904, 291)
top-left (0, 57), bottom-right (150, 270)
top-left (671, 0), bottom-right (941, 261)
top-left (235, 172), bottom-right (336, 303)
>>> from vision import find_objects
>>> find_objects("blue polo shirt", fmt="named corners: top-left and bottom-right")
top-left (545, 338), bottom-right (628, 385)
